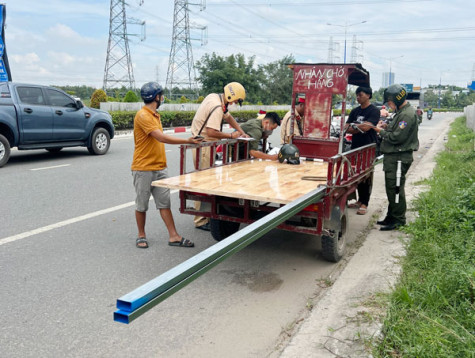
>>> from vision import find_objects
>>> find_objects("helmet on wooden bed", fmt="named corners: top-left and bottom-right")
top-left (278, 144), bottom-right (300, 165)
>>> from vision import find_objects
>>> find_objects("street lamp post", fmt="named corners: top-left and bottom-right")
top-left (438, 74), bottom-right (441, 109)
top-left (327, 20), bottom-right (367, 64)
top-left (438, 70), bottom-right (450, 109)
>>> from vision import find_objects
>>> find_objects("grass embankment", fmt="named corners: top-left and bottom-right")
top-left (376, 116), bottom-right (475, 357)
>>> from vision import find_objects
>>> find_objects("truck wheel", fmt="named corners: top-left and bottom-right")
top-left (88, 128), bottom-right (110, 155)
top-left (0, 134), bottom-right (11, 168)
top-left (321, 207), bottom-right (347, 262)
top-left (210, 219), bottom-right (240, 242)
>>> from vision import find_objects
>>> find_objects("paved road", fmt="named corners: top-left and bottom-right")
top-left (0, 113), bottom-right (453, 357)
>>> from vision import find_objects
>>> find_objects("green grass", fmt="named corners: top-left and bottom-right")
top-left (375, 116), bottom-right (475, 358)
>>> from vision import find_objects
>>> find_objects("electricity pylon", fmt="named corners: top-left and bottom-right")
top-left (166, 0), bottom-right (206, 99)
top-left (103, 0), bottom-right (136, 91)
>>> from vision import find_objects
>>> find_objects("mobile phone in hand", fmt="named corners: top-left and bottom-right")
top-left (193, 135), bottom-right (204, 140)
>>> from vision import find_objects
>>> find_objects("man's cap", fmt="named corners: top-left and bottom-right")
top-left (297, 97), bottom-right (305, 104)
top-left (257, 109), bottom-right (266, 120)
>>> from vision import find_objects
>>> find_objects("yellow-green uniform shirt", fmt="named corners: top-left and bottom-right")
top-left (131, 106), bottom-right (167, 171)
top-left (240, 118), bottom-right (263, 152)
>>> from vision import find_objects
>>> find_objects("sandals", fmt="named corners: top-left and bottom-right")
top-left (136, 237), bottom-right (149, 249)
top-left (356, 206), bottom-right (368, 215)
top-left (168, 237), bottom-right (194, 248)
top-left (348, 202), bottom-right (361, 209)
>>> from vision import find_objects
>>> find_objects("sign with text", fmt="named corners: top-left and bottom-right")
top-left (0, 4), bottom-right (12, 82)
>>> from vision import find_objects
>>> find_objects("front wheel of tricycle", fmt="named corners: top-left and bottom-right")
top-left (321, 208), bottom-right (347, 262)
top-left (210, 219), bottom-right (240, 242)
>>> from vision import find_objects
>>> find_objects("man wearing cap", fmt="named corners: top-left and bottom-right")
top-left (344, 86), bottom-right (380, 215)
top-left (280, 97), bottom-right (305, 145)
top-left (191, 82), bottom-right (250, 231)
top-left (238, 111), bottom-right (281, 160)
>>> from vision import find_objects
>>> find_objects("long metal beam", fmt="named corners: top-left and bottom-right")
top-left (114, 186), bottom-right (327, 324)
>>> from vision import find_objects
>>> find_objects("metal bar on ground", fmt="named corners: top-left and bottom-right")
top-left (114, 186), bottom-right (327, 324)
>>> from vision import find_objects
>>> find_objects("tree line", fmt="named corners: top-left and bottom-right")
top-left (53, 53), bottom-right (474, 109)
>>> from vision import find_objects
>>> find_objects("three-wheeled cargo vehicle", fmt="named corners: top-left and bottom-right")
top-left (153, 63), bottom-right (376, 262)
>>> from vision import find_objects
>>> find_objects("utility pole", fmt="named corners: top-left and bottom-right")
top-left (166, 0), bottom-right (207, 100)
top-left (103, 0), bottom-right (145, 92)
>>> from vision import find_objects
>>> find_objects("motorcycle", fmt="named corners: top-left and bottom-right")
top-left (330, 120), bottom-right (352, 152)
top-left (427, 111), bottom-right (433, 120)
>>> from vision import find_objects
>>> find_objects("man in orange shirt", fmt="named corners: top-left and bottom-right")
top-left (132, 82), bottom-right (203, 248)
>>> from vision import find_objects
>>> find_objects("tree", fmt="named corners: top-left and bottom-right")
top-left (423, 90), bottom-right (438, 107)
top-left (257, 55), bottom-right (295, 104)
top-left (442, 90), bottom-right (456, 108)
top-left (123, 90), bottom-right (139, 102)
top-left (90, 89), bottom-right (108, 109)
top-left (195, 53), bottom-right (263, 103)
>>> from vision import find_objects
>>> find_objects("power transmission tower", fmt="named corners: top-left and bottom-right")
top-left (166, 0), bottom-right (207, 100)
top-left (103, 0), bottom-right (138, 92)
top-left (350, 35), bottom-right (364, 63)
top-left (327, 36), bottom-right (340, 63)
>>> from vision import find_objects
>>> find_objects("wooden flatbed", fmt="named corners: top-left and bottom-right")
top-left (152, 159), bottom-right (328, 205)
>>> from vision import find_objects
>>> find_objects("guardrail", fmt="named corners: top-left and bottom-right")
top-left (114, 186), bottom-right (327, 324)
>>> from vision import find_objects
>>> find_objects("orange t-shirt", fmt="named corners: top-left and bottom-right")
top-left (131, 106), bottom-right (167, 171)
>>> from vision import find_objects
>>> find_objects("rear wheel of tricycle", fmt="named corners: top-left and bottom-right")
top-left (321, 207), bottom-right (347, 262)
top-left (210, 219), bottom-right (240, 241)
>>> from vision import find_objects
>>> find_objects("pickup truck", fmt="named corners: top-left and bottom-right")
top-left (0, 82), bottom-right (115, 167)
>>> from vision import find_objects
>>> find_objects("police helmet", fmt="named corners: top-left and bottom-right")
top-left (141, 82), bottom-right (163, 103)
top-left (278, 144), bottom-right (300, 165)
top-left (224, 82), bottom-right (246, 106)
top-left (383, 84), bottom-right (407, 108)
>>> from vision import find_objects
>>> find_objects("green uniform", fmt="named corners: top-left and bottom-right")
top-left (240, 118), bottom-right (263, 152)
top-left (379, 103), bottom-right (419, 225)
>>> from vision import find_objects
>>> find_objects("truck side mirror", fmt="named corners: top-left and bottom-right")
top-left (76, 100), bottom-right (84, 109)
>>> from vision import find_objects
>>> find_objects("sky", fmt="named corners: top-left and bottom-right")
top-left (3, 0), bottom-right (475, 92)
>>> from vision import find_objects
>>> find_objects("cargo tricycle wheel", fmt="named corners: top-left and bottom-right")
top-left (321, 207), bottom-right (347, 262)
top-left (210, 219), bottom-right (240, 242)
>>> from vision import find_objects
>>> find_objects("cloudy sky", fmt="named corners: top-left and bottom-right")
top-left (3, 0), bottom-right (474, 91)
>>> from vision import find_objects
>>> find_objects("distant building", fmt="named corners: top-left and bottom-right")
top-left (382, 72), bottom-right (395, 87)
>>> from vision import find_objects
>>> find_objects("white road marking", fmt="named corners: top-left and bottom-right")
top-left (0, 189), bottom-right (179, 246)
top-left (30, 164), bottom-right (71, 171)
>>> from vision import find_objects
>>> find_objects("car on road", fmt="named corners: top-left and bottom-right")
top-left (0, 82), bottom-right (115, 167)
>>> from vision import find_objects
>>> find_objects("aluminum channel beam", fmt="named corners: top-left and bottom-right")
top-left (114, 186), bottom-right (326, 324)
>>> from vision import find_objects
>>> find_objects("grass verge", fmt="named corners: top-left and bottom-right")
top-left (375, 116), bottom-right (475, 357)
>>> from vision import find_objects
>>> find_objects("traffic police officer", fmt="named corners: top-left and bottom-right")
top-left (370, 84), bottom-right (419, 230)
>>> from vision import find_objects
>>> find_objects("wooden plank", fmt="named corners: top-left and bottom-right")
top-left (152, 160), bottom-right (328, 204)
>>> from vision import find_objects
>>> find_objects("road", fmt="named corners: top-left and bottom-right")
top-left (0, 113), bottom-right (455, 357)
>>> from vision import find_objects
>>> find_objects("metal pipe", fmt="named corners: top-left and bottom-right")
top-left (114, 186), bottom-right (327, 324)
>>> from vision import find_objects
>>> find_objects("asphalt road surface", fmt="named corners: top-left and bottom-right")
top-left (0, 113), bottom-right (453, 357)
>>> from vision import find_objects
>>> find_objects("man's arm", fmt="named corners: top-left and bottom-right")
top-left (150, 129), bottom-right (203, 144)
top-left (206, 127), bottom-right (241, 140)
top-left (223, 113), bottom-right (250, 138)
top-left (249, 149), bottom-right (278, 160)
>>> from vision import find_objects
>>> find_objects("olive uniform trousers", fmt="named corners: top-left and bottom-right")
top-left (383, 151), bottom-right (413, 225)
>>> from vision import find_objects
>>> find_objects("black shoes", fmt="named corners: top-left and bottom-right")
top-left (377, 217), bottom-right (404, 231)
top-left (376, 218), bottom-right (391, 225)
top-left (380, 223), bottom-right (404, 231)
top-left (196, 223), bottom-right (211, 231)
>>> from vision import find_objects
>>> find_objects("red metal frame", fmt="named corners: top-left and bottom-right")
top-left (176, 63), bottom-right (374, 236)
